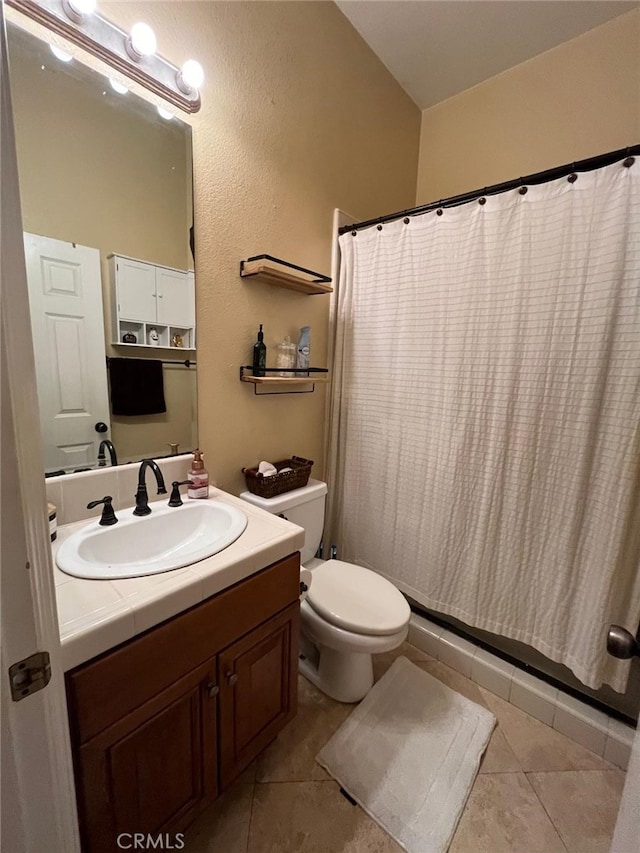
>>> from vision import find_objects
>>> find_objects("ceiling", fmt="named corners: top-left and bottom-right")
top-left (335, 1), bottom-right (638, 110)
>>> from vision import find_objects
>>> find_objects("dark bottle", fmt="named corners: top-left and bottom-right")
top-left (252, 324), bottom-right (267, 376)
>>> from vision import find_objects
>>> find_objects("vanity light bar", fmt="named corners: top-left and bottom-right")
top-left (6, 0), bottom-right (202, 114)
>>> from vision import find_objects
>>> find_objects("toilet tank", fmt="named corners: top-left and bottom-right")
top-left (239, 479), bottom-right (328, 565)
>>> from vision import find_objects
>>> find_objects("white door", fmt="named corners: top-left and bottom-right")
top-left (116, 255), bottom-right (157, 321)
top-left (156, 265), bottom-right (193, 327)
top-left (24, 233), bottom-right (111, 473)
top-left (2, 14), bottom-right (80, 849)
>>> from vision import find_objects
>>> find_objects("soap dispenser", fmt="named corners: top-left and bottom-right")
top-left (188, 449), bottom-right (209, 499)
top-left (253, 324), bottom-right (267, 377)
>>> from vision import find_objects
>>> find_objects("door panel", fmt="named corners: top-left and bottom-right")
top-left (116, 256), bottom-right (157, 321)
top-left (76, 658), bottom-right (217, 853)
top-left (156, 267), bottom-right (191, 327)
top-left (219, 604), bottom-right (299, 789)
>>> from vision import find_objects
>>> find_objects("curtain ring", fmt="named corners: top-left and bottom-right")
top-left (436, 208), bottom-right (443, 216)
top-left (351, 230), bottom-right (357, 237)
top-left (377, 224), bottom-right (383, 231)
top-left (623, 157), bottom-right (635, 168)
top-left (518, 186), bottom-right (528, 195)
top-left (478, 197), bottom-right (486, 205)
top-left (403, 217), bottom-right (410, 225)
top-left (568, 173), bottom-right (578, 183)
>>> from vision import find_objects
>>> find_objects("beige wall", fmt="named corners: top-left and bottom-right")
top-left (104, 0), bottom-right (421, 493)
top-left (416, 10), bottom-right (640, 204)
top-left (9, 29), bottom-right (196, 462)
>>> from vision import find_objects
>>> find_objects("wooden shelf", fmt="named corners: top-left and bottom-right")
top-left (239, 365), bottom-right (329, 395)
top-left (240, 255), bottom-right (332, 295)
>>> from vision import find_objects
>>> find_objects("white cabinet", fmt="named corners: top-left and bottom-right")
top-left (110, 255), bottom-right (195, 350)
top-left (157, 266), bottom-right (195, 328)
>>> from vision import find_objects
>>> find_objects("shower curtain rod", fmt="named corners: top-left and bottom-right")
top-left (339, 144), bottom-right (640, 235)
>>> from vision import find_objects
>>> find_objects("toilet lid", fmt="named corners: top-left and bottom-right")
top-left (306, 560), bottom-right (410, 636)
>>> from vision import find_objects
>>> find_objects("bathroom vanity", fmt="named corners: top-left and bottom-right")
top-left (52, 487), bottom-right (304, 853)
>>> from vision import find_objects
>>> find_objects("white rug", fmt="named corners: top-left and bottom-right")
top-left (316, 656), bottom-right (496, 853)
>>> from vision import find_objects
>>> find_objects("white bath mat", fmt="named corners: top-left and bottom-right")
top-left (316, 656), bottom-right (496, 853)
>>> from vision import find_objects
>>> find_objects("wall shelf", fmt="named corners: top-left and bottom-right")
top-left (239, 366), bottom-right (329, 395)
top-left (240, 254), bottom-right (332, 295)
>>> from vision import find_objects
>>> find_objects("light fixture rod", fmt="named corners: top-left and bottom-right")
top-left (6, 0), bottom-right (201, 114)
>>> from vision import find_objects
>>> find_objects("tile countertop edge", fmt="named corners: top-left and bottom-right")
top-left (54, 487), bottom-right (305, 671)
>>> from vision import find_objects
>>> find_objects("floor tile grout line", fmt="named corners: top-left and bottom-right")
top-left (244, 780), bottom-right (257, 853)
top-left (524, 771), bottom-right (571, 853)
top-left (524, 768), bottom-right (624, 776)
top-left (485, 721), bottom-right (523, 774)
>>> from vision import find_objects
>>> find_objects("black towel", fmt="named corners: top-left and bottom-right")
top-left (109, 358), bottom-right (166, 416)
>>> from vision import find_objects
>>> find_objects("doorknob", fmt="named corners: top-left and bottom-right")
top-left (607, 625), bottom-right (640, 659)
top-left (94, 422), bottom-right (108, 433)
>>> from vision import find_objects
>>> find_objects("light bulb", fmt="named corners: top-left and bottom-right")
top-left (126, 22), bottom-right (157, 60)
top-left (70, 0), bottom-right (96, 12)
top-left (177, 59), bottom-right (204, 94)
top-left (109, 78), bottom-right (128, 94)
top-left (50, 45), bottom-right (73, 62)
top-left (157, 106), bottom-right (173, 121)
top-left (62, 0), bottom-right (96, 22)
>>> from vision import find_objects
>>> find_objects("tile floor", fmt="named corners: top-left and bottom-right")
top-left (186, 642), bottom-right (626, 853)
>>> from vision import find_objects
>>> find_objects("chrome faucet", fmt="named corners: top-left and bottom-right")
top-left (133, 459), bottom-right (167, 516)
top-left (97, 439), bottom-right (118, 467)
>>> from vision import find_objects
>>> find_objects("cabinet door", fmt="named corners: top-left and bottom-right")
top-left (156, 267), bottom-right (193, 328)
top-left (75, 658), bottom-right (218, 853)
top-left (116, 257), bottom-right (157, 321)
top-left (218, 603), bottom-right (299, 789)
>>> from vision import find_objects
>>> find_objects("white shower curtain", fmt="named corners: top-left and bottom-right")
top-left (327, 159), bottom-right (640, 692)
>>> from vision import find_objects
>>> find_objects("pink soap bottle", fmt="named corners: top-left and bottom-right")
top-left (188, 449), bottom-right (209, 499)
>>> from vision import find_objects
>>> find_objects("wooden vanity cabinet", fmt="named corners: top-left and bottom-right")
top-left (65, 554), bottom-right (300, 853)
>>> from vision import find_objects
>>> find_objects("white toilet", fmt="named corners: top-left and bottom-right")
top-left (239, 479), bottom-right (410, 702)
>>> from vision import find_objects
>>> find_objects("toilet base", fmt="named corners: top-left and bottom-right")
top-left (299, 646), bottom-right (374, 703)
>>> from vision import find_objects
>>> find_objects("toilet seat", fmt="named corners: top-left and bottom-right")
top-left (306, 560), bottom-right (410, 636)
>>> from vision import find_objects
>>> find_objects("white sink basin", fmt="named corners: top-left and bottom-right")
top-left (55, 498), bottom-right (248, 580)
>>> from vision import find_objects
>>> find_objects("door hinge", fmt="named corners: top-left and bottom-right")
top-left (9, 651), bottom-right (52, 701)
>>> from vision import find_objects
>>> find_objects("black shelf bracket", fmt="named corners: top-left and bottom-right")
top-left (239, 255), bottom-right (331, 284)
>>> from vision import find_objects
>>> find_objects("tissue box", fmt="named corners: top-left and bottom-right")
top-left (242, 456), bottom-right (313, 499)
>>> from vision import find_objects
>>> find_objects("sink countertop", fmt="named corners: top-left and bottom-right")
top-left (52, 488), bottom-right (305, 671)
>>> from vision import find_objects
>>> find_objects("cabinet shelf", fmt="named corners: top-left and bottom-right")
top-left (112, 342), bottom-right (196, 352)
top-left (239, 365), bottom-right (329, 395)
top-left (240, 255), bottom-right (332, 295)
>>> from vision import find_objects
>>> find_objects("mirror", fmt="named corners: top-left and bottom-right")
top-left (7, 20), bottom-right (197, 474)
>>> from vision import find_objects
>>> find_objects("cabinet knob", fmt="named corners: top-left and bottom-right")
top-left (226, 672), bottom-right (238, 686)
top-left (206, 682), bottom-right (219, 697)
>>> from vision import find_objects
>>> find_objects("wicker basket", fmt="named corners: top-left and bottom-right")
top-left (242, 456), bottom-right (313, 499)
